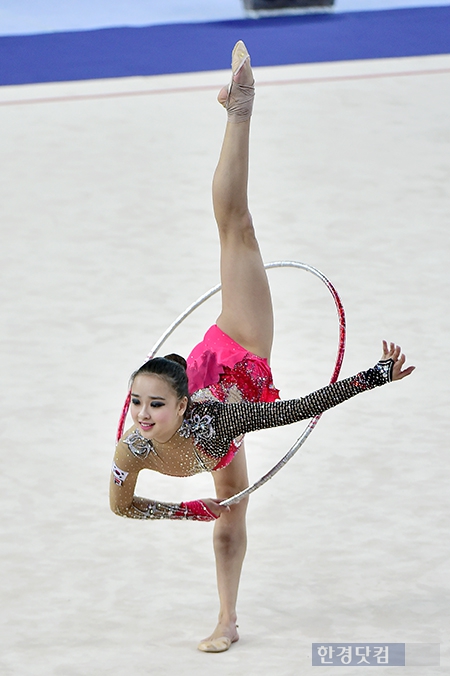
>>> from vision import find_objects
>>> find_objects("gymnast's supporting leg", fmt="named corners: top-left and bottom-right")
top-left (198, 445), bottom-right (249, 652)
top-left (198, 41), bottom-right (273, 653)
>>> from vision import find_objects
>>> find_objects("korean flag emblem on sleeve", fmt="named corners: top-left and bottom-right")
top-left (112, 462), bottom-right (129, 486)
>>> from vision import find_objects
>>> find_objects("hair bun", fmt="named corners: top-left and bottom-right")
top-left (164, 353), bottom-right (187, 371)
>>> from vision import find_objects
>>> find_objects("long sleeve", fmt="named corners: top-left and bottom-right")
top-left (182, 360), bottom-right (393, 458)
top-left (112, 495), bottom-right (186, 520)
top-left (113, 495), bottom-right (216, 521)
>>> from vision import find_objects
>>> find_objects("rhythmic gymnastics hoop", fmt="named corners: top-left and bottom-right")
top-left (117, 261), bottom-right (346, 507)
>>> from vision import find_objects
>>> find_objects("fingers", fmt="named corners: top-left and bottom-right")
top-left (382, 341), bottom-right (415, 381)
top-left (382, 341), bottom-right (403, 360)
top-left (201, 498), bottom-right (230, 518)
top-left (396, 353), bottom-right (406, 368)
top-left (381, 340), bottom-right (399, 360)
top-left (395, 365), bottom-right (416, 380)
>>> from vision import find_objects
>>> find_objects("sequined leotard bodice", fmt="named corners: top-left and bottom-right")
top-left (111, 360), bottom-right (392, 520)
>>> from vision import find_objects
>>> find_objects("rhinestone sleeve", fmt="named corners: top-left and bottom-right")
top-left (113, 497), bottom-right (216, 521)
top-left (192, 360), bottom-right (394, 457)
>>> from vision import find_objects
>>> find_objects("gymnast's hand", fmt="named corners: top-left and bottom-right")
top-left (201, 498), bottom-right (231, 518)
top-left (382, 341), bottom-right (415, 381)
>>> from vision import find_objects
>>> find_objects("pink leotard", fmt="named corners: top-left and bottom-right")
top-left (186, 324), bottom-right (279, 469)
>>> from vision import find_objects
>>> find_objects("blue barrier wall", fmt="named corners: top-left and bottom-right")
top-left (1, 7), bottom-right (449, 86)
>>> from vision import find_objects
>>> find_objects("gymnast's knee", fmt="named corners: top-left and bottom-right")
top-left (214, 513), bottom-right (248, 550)
top-left (219, 213), bottom-right (257, 247)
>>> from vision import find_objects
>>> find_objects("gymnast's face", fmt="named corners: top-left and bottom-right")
top-left (130, 374), bottom-right (188, 444)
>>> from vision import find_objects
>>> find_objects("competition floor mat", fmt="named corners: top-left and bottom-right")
top-left (0, 53), bottom-right (448, 673)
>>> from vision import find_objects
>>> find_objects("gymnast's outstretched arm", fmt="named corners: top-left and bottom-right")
top-left (186, 343), bottom-right (415, 458)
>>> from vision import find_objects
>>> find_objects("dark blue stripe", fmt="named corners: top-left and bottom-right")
top-left (1, 7), bottom-right (449, 86)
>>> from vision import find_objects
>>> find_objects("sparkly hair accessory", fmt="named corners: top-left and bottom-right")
top-left (117, 261), bottom-right (346, 504)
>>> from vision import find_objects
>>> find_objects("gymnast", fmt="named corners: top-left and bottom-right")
top-left (110, 41), bottom-right (414, 653)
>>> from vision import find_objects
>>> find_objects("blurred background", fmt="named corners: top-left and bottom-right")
top-left (1, 1), bottom-right (450, 35)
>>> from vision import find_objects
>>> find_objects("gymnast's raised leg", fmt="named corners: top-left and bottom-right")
top-left (197, 41), bottom-right (274, 653)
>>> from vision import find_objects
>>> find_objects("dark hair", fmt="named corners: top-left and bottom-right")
top-left (130, 354), bottom-right (189, 402)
